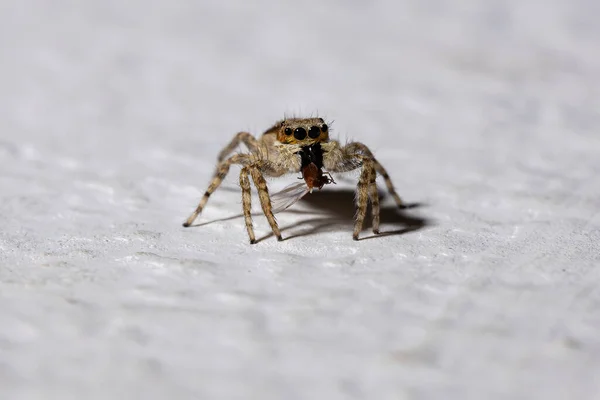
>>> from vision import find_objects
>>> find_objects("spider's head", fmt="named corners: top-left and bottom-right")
top-left (277, 118), bottom-right (329, 145)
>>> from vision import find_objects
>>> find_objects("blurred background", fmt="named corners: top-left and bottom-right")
top-left (4, 0), bottom-right (598, 156)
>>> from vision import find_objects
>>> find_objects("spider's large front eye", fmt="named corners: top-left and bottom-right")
top-left (308, 126), bottom-right (320, 139)
top-left (321, 124), bottom-right (328, 133)
top-left (284, 127), bottom-right (292, 135)
top-left (294, 127), bottom-right (307, 140)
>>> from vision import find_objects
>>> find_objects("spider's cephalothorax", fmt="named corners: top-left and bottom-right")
top-left (182, 117), bottom-right (405, 243)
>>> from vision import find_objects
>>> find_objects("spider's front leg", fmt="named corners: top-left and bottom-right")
top-left (239, 166), bottom-right (256, 243)
top-left (354, 158), bottom-right (379, 240)
top-left (342, 142), bottom-right (404, 208)
top-left (239, 164), bottom-right (283, 244)
top-left (250, 166), bottom-right (283, 242)
top-left (323, 141), bottom-right (390, 240)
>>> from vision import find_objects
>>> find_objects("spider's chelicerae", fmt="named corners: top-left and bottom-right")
top-left (182, 117), bottom-right (405, 243)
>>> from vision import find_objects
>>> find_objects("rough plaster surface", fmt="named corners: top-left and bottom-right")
top-left (1, 1), bottom-right (600, 399)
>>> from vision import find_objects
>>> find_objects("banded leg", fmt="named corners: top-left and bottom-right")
top-left (239, 167), bottom-right (256, 243)
top-left (374, 162), bottom-right (403, 208)
top-left (367, 162), bottom-right (380, 234)
top-left (250, 167), bottom-right (283, 241)
top-left (217, 132), bottom-right (259, 162)
top-left (324, 144), bottom-right (382, 239)
top-left (344, 142), bottom-right (404, 208)
top-left (353, 160), bottom-right (372, 240)
top-left (182, 153), bottom-right (251, 227)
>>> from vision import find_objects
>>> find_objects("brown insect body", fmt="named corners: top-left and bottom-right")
top-left (302, 162), bottom-right (335, 192)
top-left (297, 142), bottom-right (335, 192)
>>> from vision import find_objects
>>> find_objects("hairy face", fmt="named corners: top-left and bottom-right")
top-left (276, 118), bottom-right (329, 144)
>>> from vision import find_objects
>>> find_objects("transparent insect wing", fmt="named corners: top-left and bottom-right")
top-left (271, 182), bottom-right (309, 214)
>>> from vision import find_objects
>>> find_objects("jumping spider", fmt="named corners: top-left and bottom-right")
top-left (182, 117), bottom-right (405, 243)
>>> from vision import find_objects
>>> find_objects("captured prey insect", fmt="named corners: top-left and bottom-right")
top-left (182, 117), bottom-right (406, 243)
top-left (270, 142), bottom-right (337, 214)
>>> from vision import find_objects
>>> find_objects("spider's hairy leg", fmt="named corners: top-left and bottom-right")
top-left (367, 162), bottom-right (380, 234)
top-left (250, 166), bottom-right (283, 241)
top-left (354, 159), bottom-right (375, 240)
top-left (217, 132), bottom-right (259, 162)
top-left (182, 153), bottom-right (251, 227)
top-left (344, 142), bottom-right (404, 208)
top-left (239, 166), bottom-right (256, 244)
top-left (322, 142), bottom-right (382, 239)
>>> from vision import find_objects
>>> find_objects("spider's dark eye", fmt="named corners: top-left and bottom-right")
top-left (294, 127), bottom-right (307, 140)
top-left (321, 124), bottom-right (328, 133)
top-left (284, 127), bottom-right (292, 135)
top-left (308, 126), bottom-right (320, 139)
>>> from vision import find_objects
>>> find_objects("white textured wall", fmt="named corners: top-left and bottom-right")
top-left (1, 1), bottom-right (600, 399)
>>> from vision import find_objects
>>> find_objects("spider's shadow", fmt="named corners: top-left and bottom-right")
top-left (190, 188), bottom-right (431, 243)
top-left (264, 189), bottom-right (429, 243)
